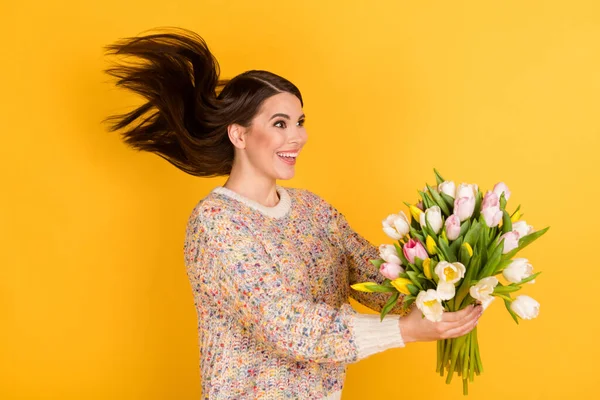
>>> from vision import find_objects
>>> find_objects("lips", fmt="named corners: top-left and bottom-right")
top-left (276, 151), bottom-right (298, 165)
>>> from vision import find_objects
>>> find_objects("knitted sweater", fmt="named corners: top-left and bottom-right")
top-left (183, 185), bottom-right (408, 399)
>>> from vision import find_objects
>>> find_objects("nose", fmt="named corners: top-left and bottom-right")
top-left (289, 125), bottom-right (307, 146)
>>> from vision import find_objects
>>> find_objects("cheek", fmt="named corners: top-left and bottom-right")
top-left (246, 130), bottom-right (283, 161)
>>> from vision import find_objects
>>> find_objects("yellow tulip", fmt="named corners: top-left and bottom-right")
top-left (351, 282), bottom-right (377, 292)
top-left (462, 242), bottom-right (473, 257)
top-left (511, 210), bottom-right (521, 223)
top-left (391, 277), bottom-right (413, 295)
top-left (423, 258), bottom-right (432, 279)
top-left (409, 205), bottom-right (423, 221)
top-left (426, 235), bottom-right (438, 255)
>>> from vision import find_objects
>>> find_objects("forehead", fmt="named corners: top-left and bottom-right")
top-left (257, 92), bottom-right (303, 117)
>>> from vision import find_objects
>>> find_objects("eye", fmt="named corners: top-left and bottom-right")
top-left (274, 120), bottom-right (286, 128)
top-left (297, 119), bottom-right (305, 127)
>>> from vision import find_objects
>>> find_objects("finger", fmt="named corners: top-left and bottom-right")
top-left (446, 305), bottom-right (482, 330)
top-left (441, 304), bottom-right (477, 323)
top-left (445, 316), bottom-right (479, 339)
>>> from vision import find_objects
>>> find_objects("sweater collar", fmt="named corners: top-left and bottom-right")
top-left (211, 185), bottom-right (291, 219)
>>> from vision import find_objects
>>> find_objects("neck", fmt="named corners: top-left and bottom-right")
top-left (223, 164), bottom-right (279, 208)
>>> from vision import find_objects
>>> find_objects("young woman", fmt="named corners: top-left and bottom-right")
top-left (104, 27), bottom-right (483, 399)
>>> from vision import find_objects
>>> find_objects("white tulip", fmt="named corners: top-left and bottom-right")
top-left (503, 258), bottom-right (535, 284)
top-left (416, 289), bottom-right (444, 322)
top-left (469, 276), bottom-right (499, 304)
top-left (382, 211), bottom-right (410, 240)
top-left (434, 261), bottom-right (466, 300)
top-left (438, 181), bottom-right (456, 198)
top-left (480, 296), bottom-right (495, 311)
top-left (419, 206), bottom-right (443, 234)
top-left (455, 183), bottom-right (479, 200)
top-left (379, 244), bottom-right (402, 265)
top-left (513, 221), bottom-right (534, 238)
top-left (510, 295), bottom-right (540, 320)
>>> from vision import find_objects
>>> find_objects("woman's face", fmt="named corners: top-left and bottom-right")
top-left (242, 92), bottom-right (307, 181)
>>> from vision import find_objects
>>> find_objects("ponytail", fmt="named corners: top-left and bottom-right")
top-left (103, 27), bottom-right (303, 177)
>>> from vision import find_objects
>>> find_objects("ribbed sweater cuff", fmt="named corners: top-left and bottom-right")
top-left (351, 313), bottom-right (406, 361)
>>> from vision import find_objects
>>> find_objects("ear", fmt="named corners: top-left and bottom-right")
top-left (227, 123), bottom-right (247, 149)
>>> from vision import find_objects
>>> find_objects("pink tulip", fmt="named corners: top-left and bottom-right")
top-left (493, 182), bottom-right (511, 201)
top-left (481, 191), bottom-right (503, 227)
top-left (380, 262), bottom-right (404, 280)
top-left (445, 214), bottom-right (461, 241)
top-left (499, 231), bottom-right (520, 254)
top-left (416, 200), bottom-right (424, 211)
top-left (403, 239), bottom-right (429, 264)
top-left (481, 190), bottom-right (499, 209)
top-left (454, 196), bottom-right (475, 222)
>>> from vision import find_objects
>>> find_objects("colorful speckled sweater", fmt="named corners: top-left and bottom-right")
top-left (183, 185), bottom-right (408, 399)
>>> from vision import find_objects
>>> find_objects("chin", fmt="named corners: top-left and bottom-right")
top-left (276, 173), bottom-right (295, 180)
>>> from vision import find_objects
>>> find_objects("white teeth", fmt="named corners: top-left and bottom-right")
top-left (277, 152), bottom-right (298, 158)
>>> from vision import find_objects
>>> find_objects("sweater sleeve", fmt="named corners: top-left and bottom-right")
top-left (186, 212), bottom-right (405, 365)
top-left (330, 207), bottom-right (408, 316)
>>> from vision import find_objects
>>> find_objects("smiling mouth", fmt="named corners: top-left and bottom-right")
top-left (276, 151), bottom-right (298, 165)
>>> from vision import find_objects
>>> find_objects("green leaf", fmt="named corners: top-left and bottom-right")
top-left (433, 168), bottom-right (446, 185)
top-left (370, 259), bottom-right (385, 268)
top-left (493, 284), bottom-right (521, 293)
top-left (515, 271), bottom-right (542, 285)
top-left (439, 192), bottom-right (455, 210)
top-left (517, 226), bottom-right (550, 250)
top-left (364, 283), bottom-right (397, 293)
top-left (380, 292), bottom-right (400, 321)
top-left (409, 227), bottom-right (425, 243)
top-left (510, 204), bottom-right (521, 218)
top-left (464, 220), bottom-right (482, 248)
top-left (459, 243), bottom-right (472, 266)
top-left (504, 298), bottom-right (519, 325)
top-left (449, 236), bottom-right (463, 257)
top-left (406, 284), bottom-right (420, 296)
top-left (395, 242), bottom-right (408, 264)
top-left (406, 271), bottom-right (424, 290)
top-left (427, 184), bottom-right (451, 216)
top-left (419, 190), bottom-right (434, 209)
top-left (473, 190), bottom-right (483, 220)
top-left (478, 238), bottom-right (504, 279)
top-left (458, 219), bottom-right (471, 238)
top-left (424, 217), bottom-right (438, 243)
top-left (499, 192), bottom-right (507, 211)
top-left (414, 256), bottom-right (424, 269)
top-left (501, 209), bottom-right (512, 234)
top-left (437, 235), bottom-right (457, 262)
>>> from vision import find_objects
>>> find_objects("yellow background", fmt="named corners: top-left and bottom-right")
top-left (2, 0), bottom-right (598, 399)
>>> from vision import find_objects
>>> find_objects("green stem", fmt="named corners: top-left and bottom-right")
top-left (436, 339), bottom-right (442, 373)
top-left (442, 338), bottom-right (452, 376)
top-left (492, 293), bottom-right (513, 302)
top-left (469, 329), bottom-right (476, 382)
top-left (474, 326), bottom-right (483, 374)
top-left (462, 332), bottom-right (470, 378)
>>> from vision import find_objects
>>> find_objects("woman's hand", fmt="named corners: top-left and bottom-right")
top-left (399, 303), bottom-right (483, 343)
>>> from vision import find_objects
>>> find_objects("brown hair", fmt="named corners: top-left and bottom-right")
top-left (103, 27), bottom-right (303, 177)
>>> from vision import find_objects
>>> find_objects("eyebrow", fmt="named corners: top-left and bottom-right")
top-left (269, 113), bottom-right (306, 120)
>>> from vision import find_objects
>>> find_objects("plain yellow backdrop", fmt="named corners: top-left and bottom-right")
top-left (2, 0), bottom-right (599, 399)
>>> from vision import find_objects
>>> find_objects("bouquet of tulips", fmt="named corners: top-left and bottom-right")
top-left (351, 169), bottom-right (549, 395)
